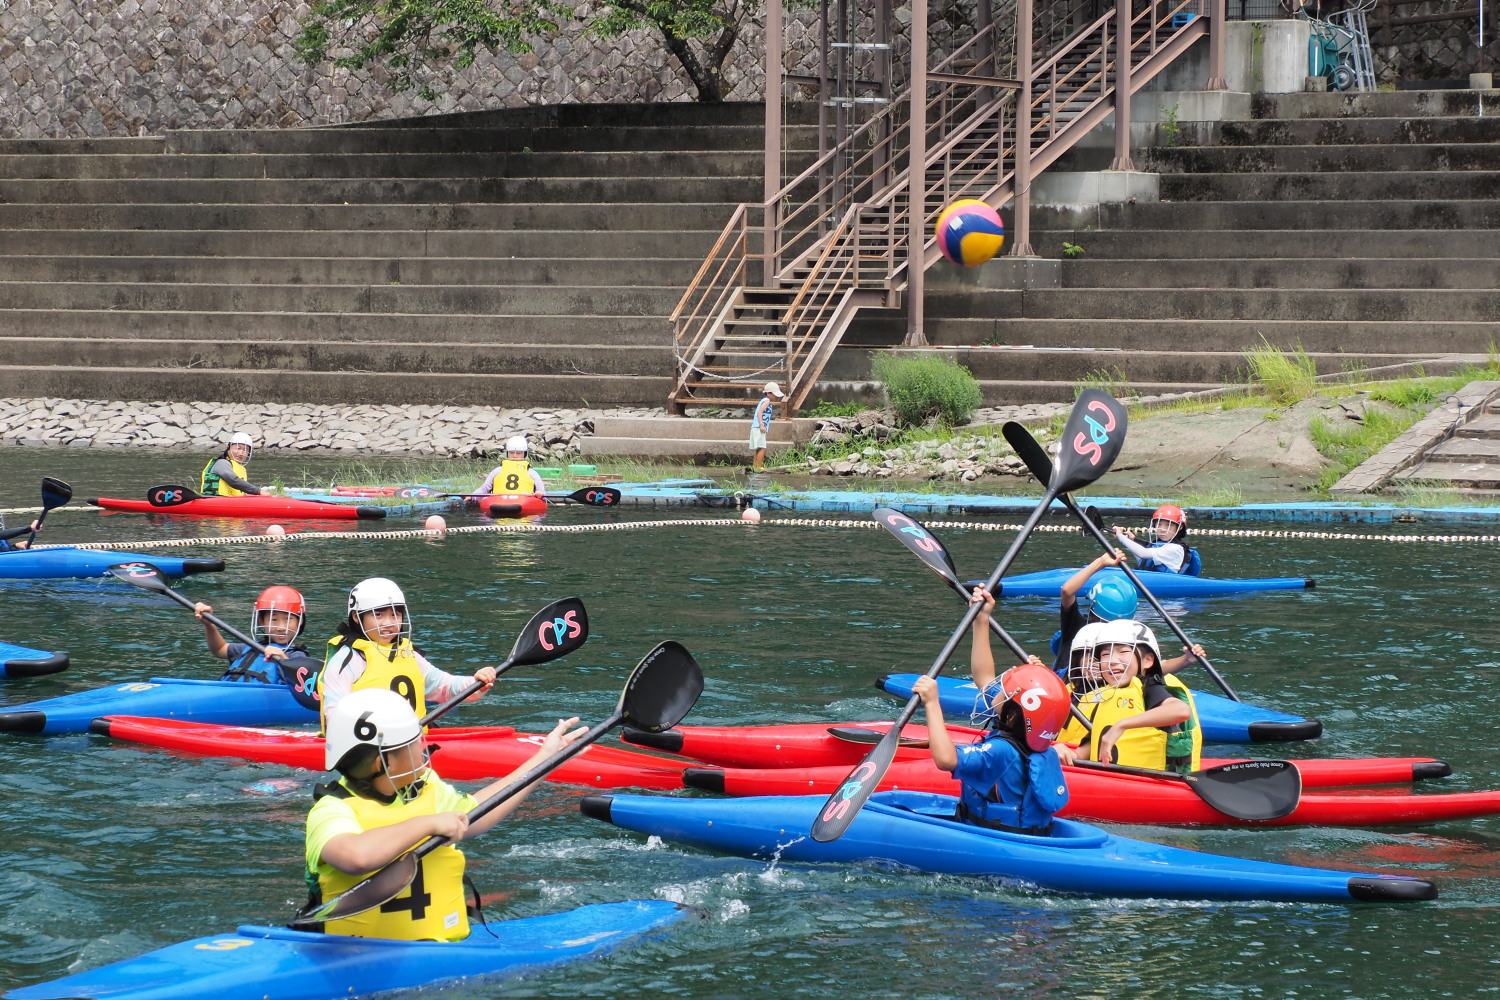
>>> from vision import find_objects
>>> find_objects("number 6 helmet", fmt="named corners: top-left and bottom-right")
top-left (324, 687), bottom-right (425, 775)
top-left (993, 662), bottom-right (1070, 751)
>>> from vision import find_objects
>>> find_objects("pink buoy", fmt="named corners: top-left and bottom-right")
top-left (425, 514), bottom-right (448, 536)
top-left (741, 507), bottom-right (762, 523)
top-left (265, 524), bottom-right (285, 539)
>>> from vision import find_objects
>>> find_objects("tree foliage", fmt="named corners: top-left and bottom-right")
top-left (295, 0), bottom-right (750, 102)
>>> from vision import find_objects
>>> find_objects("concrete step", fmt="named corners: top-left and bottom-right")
top-left (971, 379), bottom-right (1208, 404)
top-left (0, 365), bottom-right (672, 408)
top-left (1158, 171), bottom-right (1500, 202)
top-left (1456, 413), bottom-right (1500, 436)
top-left (1427, 438), bottom-right (1500, 461)
top-left (0, 229), bottom-right (718, 258)
top-left (931, 287), bottom-right (1500, 323)
top-left (5, 337), bottom-right (673, 376)
top-left (0, 149), bottom-right (783, 180)
top-left (0, 202), bottom-right (740, 231)
top-left (0, 175), bottom-right (763, 205)
top-left (0, 255), bottom-right (703, 287)
top-left (0, 281), bottom-right (683, 315)
top-left (845, 316), bottom-right (1500, 354)
top-left (1393, 460), bottom-right (1500, 488)
top-left (1251, 91), bottom-right (1497, 120)
top-left (579, 436), bottom-right (761, 459)
top-left (0, 137), bottom-right (166, 154)
top-left (1207, 115), bottom-right (1500, 146)
top-left (1057, 257), bottom-right (1500, 290)
top-left (1146, 143), bottom-right (1500, 173)
top-left (1033, 199), bottom-right (1500, 231)
top-left (592, 415), bottom-right (814, 443)
top-left (0, 309), bottom-right (669, 345)
top-left (1028, 228), bottom-right (1500, 259)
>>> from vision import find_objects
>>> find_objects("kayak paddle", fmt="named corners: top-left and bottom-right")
top-left (441, 486), bottom-right (622, 507)
top-left (107, 562), bottom-right (326, 710)
top-left (810, 389), bottom-right (1129, 843)
top-left (419, 596), bottom-right (590, 726)
top-left (1001, 420), bottom-right (1241, 702)
top-left (290, 639), bottom-right (704, 926)
top-left (825, 724), bottom-right (1302, 821)
top-left (19, 477), bottom-right (72, 549)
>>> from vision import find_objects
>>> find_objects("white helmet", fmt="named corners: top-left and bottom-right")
top-left (1079, 618), bottom-right (1159, 694)
top-left (348, 577), bottom-right (411, 644)
top-left (504, 435), bottom-right (528, 454)
top-left (323, 688), bottom-right (426, 785)
top-left (1068, 621), bottom-right (1110, 690)
top-left (228, 431), bottom-right (254, 459)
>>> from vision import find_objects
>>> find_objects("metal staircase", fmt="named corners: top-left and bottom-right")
top-left (668, 0), bottom-right (1216, 415)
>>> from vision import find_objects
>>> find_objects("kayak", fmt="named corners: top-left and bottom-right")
top-left (880, 673), bottom-right (1323, 744)
top-left (90, 495), bottom-right (386, 520)
top-left (0, 640), bottom-right (68, 679)
top-left (4, 899), bottom-right (687, 1000)
top-left (0, 547), bottom-right (224, 580)
top-left (480, 493), bottom-right (547, 518)
top-left (582, 790), bottom-right (1436, 903)
top-left (979, 566), bottom-right (1315, 599)
top-left (680, 756), bottom-right (1500, 828)
top-left (0, 677), bottom-right (314, 735)
top-left (90, 716), bottom-right (690, 788)
top-left (621, 721), bottom-right (1452, 787)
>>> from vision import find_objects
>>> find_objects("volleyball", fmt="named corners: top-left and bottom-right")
top-left (935, 199), bottom-right (1005, 266)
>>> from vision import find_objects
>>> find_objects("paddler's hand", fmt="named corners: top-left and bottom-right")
top-left (912, 675), bottom-right (941, 707)
top-left (258, 487), bottom-right (275, 495)
top-left (429, 811), bottom-right (471, 842)
top-left (264, 647), bottom-right (289, 661)
top-left (1183, 643), bottom-right (1205, 661)
top-left (1096, 724), bottom-right (1121, 765)
top-left (464, 666), bottom-right (498, 701)
top-left (1052, 743), bottom-right (1078, 766)
top-left (539, 716), bottom-right (587, 755)
top-left (1111, 527), bottom-right (1134, 543)
top-left (193, 601), bottom-right (214, 620)
top-left (968, 585), bottom-right (995, 620)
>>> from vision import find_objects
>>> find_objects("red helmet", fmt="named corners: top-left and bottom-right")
top-left (1152, 504), bottom-right (1185, 525)
top-left (252, 585), bottom-right (306, 642)
top-left (995, 662), bottom-right (1071, 752)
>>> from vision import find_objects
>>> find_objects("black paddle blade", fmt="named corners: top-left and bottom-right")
top-left (621, 640), bottom-right (704, 733)
top-left (1187, 759), bottom-right (1303, 821)
top-left (826, 725), bottom-right (931, 749)
top-left (811, 726), bottom-right (902, 842)
top-left (40, 478), bottom-right (72, 510)
top-left (1002, 422), bottom-right (1054, 488)
top-left (290, 853), bottom-right (419, 928)
top-left (147, 485), bottom-right (201, 507)
top-left (569, 486), bottom-right (622, 507)
top-left (1053, 390), bottom-right (1128, 494)
top-left (873, 508), bottom-right (963, 588)
top-left (506, 597), bottom-right (589, 668)
top-left (107, 562), bottom-right (172, 593)
top-left (275, 654), bottom-right (325, 712)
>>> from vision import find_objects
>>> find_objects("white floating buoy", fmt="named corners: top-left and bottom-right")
top-left (265, 524), bottom-right (285, 540)
top-left (425, 514), bottom-right (447, 536)
top-left (741, 507), bottom-right (762, 523)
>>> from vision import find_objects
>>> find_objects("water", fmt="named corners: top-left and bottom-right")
top-left (2, 449), bottom-right (1498, 998)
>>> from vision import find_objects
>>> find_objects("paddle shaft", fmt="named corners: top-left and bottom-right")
top-left (145, 581), bottom-right (283, 659)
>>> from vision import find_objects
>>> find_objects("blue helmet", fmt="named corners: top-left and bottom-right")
top-left (1085, 577), bottom-right (1138, 621)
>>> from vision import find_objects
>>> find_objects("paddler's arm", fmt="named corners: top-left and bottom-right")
top-left (193, 601), bottom-right (231, 658)
top-left (462, 716), bottom-right (588, 837)
top-left (318, 812), bottom-right (473, 875)
top-left (1093, 697), bottom-right (1190, 765)
top-left (209, 459), bottom-right (270, 496)
top-left (967, 585), bottom-right (998, 690)
top-left (1060, 550), bottom-right (1126, 609)
top-left (913, 676), bottom-right (958, 772)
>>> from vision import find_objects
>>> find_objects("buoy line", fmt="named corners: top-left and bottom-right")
top-left (13, 516), bottom-right (1499, 553)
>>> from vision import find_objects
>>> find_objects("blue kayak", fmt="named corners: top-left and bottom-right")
top-left (0, 547), bottom-right (224, 580)
top-left (5, 899), bottom-right (687, 1000)
top-left (0, 676), bottom-right (313, 735)
top-left (583, 791), bottom-right (1435, 904)
top-left (879, 673), bottom-right (1322, 744)
top-left (0, 640), bottom-right (68, 679)
top-left (973, 566), bottom-right (1314, 599)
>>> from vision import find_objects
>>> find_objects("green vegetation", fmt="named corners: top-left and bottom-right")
top-left (1061, 241), bottom-right (1086, 259)
top-left (870, 353), bottom-right (983, 427)
top-left (803, 399), bottom-right (868, 418)
top-left (1391, 481), bottom-right (1500, 508)
top-left (1074, 366), bottom-right (1130, 400)
top-left (1159, 103), bottom-right (1182, 147)
top-left (1178, 484), bottom-right (1243, 507)
top-left (1244, 337), bottom-right (1318, 405)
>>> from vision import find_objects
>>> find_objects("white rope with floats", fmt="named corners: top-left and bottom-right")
top-left (13, 517), bottom-right (1500, 551)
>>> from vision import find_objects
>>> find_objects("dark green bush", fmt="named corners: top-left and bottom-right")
top-left (870, 352), bottom-right (983, 427)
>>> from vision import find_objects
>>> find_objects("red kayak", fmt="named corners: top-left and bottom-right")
top-left (480, 493), bottom-right (547, 518)
top-left (91, 494), bottom-right (386, 521)
top-left (90, 716), bottom-right (686, 789)
top-left (682, 757), bottom-right (1500, 827)
top-left (621, 721), bottom-right (1453, 788)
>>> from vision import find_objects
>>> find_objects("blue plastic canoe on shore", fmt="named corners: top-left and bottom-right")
top-left (0, 547), bottom-right (224, 580)
top-left (973, 566), bottom-right (1314, 599)
top-left (4, 900), bottom-right (688, 1000)
top-left (879, 673), bottom-right (1322, 744)
top-left (583, 791), bottom-right (1434, 904)
top-left (0, 640), bottom-right (68, 680)
top-left (0, 676), bottom-right (313, 734)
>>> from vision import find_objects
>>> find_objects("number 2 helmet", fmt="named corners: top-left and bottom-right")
top-left (994, 662), bottom-right (1070, 751)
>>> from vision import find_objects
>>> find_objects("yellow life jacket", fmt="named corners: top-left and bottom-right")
top-left (309, 778), bottom-right (469, 941)
top-left (199, 456), bottom-right (250, 496)
top-left (492, 458), bottom-right (538, 495)
top-left (319, 635), bottom-right (427, 733)
top-left (1061, 675), bottom-right (1200, 772)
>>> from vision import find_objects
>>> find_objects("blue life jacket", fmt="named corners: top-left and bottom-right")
top-left (1140, 540), bottom-right (1202, 576)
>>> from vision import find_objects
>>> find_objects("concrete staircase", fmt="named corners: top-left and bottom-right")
top-left (827, 90), bottom-right (1500, 405)
top-left (0, 104), bottom-right (815, 408)
top-left (582, 413), bottom-right (819, 461)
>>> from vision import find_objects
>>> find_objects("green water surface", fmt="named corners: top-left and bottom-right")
top-left (1, 449), bottom-right (1497, 998)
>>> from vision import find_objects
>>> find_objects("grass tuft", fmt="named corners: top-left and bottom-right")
top-left (1244, 337), bottom-right (1318, 405)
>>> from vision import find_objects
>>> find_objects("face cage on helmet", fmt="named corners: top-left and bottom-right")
top-left (252, 608), bottom-right (303, 646)
top-left (355, 603), bottom-right (412, 647)
top-left (1076, 643), bottom-right (1141, 701)
top-left (1150, 516), bottom-right (1183, 540)
top-left (380, 733), bottom-right (432, 803)
top-left (968, 681), bottom-right (1004, 728)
